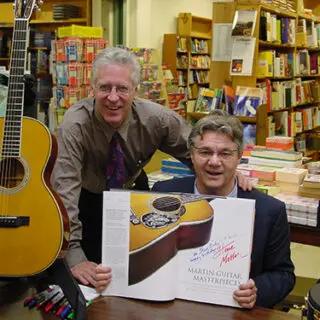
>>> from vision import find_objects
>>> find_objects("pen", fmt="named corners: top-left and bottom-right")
top-left (37, 287), bottom-right (61, 310)
top-left (51, 296), bottom-right (67, 314)
top-left (45, 291), bottom-right (64, 313)
top-left (56, 299), bottom-right (69, 316)
top-left (60, 304), bottom-right (72, 319)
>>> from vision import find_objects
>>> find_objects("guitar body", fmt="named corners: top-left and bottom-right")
top-left (0, 117), bottom-right (69, 276)
top-left (129, 193), bottom-right (214, 285)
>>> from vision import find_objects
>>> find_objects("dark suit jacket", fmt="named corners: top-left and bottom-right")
top-left (152, 176), bottom-right (295, 308)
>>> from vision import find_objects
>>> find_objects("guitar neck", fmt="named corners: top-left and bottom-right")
top-left (2, 18), bottom-right (29, 158)
top-left (179, 193), bottom-right (217, 205)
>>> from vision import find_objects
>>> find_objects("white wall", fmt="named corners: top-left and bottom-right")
top-left (126, 0), bottom-right (213, 54)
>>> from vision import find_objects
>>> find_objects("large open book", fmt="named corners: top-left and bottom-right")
top-left (101, 191), bottom-right (255, 308)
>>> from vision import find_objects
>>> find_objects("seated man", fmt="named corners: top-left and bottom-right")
top-left (152, 110), bottom-right (295, 309)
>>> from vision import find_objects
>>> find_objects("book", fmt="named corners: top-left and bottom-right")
top-left (194, 88), bottom-right (222, 112)
top-left (242, 124), bottom-right (256, 146)
top-left (101, 191), bottom-right (255, 308)
top-left (276, 167), bottom-right (308, 184)
top-left (233, 86), bottom-right (263, 116)
top-left (232, 10), bottom-right (258, 37)
top-left (303, 174), bottom-right (320, 189)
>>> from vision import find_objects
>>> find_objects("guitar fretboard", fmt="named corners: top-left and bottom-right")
top-left (1, 19), bottom-right (28, 158)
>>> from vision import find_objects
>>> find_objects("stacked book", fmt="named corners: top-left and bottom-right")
top-left (299, 174), bottom-right (320, 199)
top-left (275, 167), bottom-right (308, 195)
top-left (53, 4), bottom-right (80, 20)
top-left (275, 193), bottom-right (319, 227)
top-left (161, 158), bottom-right (194, 175)
top-left (266, 136), bottom-right (294, 151)
top-left (237, 164), bottom-right (281, 196)
top-left (308, 161), bottom-right (320, 175)
top-left (248, 148), bottom-right (303, 168)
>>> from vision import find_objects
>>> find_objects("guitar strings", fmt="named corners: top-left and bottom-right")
top-left (1, 18), bottom-right (27, 215)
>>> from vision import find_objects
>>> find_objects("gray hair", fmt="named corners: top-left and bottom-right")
top-left (90, 47), bottom-right (141, 88)
top-left (188, 109), bottom-right (244, 156)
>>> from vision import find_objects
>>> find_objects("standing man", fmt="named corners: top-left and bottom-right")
top-left (152, 110), bottom-right (295, 309)
top-left (51, 48), bottom-right (250, 292)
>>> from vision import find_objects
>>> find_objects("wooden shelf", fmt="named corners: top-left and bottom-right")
top-left (190, 32), bottom-right (211, 39)
top-left (261, 4), bottom-right (297, 18)
top-left (30, 18), bottom-right (88, 24)
top-left (296, 46), bottom-right (320, 51)
top-left (295, 126), bottom-right (320, 135)
top-left (28, 47), bottom-right (50, 51)
top-left (0, 58), bottom-right (10, 61)
top-left (298, 13), bottom-right (320, 23)
top-left (191, 52), bottom-right (210, 55)
top-left (257, 76), bottom-right (293, 80)
top-left (259, 40), bottom-right (295, 49)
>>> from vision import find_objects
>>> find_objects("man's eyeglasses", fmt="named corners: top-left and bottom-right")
top-left (97, 84), bottom-right (131, 96)
top-left (193, 147), bottom-right (238, 161)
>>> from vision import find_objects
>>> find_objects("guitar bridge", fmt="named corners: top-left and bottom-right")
top-left (0, 216), bottom-right (30, 228)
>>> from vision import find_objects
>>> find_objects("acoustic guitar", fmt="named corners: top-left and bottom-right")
top-left (129, 193), bottom-right (214, 285)
top-left (0, 0), bottom-right (69, 276)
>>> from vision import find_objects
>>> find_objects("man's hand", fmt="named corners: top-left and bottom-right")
top-left (71, 261), bottom-right (112, 292)
top-left (236, 171), bottom-right (252, 191)
top-left (233, 279), bottom-right (257, 309)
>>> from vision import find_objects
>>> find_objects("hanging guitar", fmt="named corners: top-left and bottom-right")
top-left (0, 0), bottom-right (69, 276)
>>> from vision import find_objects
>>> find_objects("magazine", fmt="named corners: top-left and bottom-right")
top-left (230, 38), bottom-right (256, 76)
top-left (101, 191), bottom-right (255, 308)
top-left (233, 86), bottom-right (263, 116)
top-left (194, 88), bottom-right (222, 112)
top-left (231, 10), bottom-right (258, 37)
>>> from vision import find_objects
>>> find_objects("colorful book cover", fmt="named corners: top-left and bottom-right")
top-left (233, 86), bottom-right (263, 116)
top-left (232, 9), bottom-right (258, 37)
top-left (194, 88), bottom-right (222, 112)
top-left (243, 124), bottom-right (256, 146)
top-left (221, 85), bottom-right (235, 115)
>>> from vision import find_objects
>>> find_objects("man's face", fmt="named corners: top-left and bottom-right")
top-left (191, 131), bottom-right (241, 196)
top-left (93, 64), bottom-right (137, 129)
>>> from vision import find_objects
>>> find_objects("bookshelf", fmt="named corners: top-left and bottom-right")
top-left (0, 0), bottom-right (92, 123)
top-left (188, 104), bottom-right (267, 146)
top-left (163, 13), bottom-right (212, 104)
top-left (210, 0), bottom-right (320, 158)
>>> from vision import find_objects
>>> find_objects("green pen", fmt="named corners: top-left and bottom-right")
top-left (67, 311), bottom-right (74, 319)
top-left (86, 300), bottom-right (93, 307)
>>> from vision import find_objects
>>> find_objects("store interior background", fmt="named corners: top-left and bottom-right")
top-left (92, 0), bottom-right (319, 311)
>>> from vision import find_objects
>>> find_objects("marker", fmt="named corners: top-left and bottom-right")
top-left (60, 304), bottom-right (72, 319)
top-left (45, 291), bottom-right (64, 313)
top-left (56, 299), bottom-right (69, 316)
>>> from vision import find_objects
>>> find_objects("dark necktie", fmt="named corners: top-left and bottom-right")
top-left (106, 132), bottom-right (125, 189)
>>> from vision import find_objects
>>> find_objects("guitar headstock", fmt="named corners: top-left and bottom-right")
top-left (14, 0), bottom-right (43, 20)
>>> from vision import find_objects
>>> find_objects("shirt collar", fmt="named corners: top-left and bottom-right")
top-left (194, 177), bottom-right (238, 198)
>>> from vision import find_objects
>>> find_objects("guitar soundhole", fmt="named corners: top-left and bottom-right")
top-left (152, 196), bottom-right (181, 212)
top-left (0, 158), bottom-right (25, 189)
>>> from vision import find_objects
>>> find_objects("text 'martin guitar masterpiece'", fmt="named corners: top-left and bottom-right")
top-left (129, 193), bottom-right (214, 285)
top-left (0, 0), bottom-right (69, 276)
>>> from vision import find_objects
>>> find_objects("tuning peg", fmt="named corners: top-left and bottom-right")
top-left (38, 0), bottom-right (44, 5)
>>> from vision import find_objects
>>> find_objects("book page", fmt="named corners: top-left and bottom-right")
top-left (176, 197), bottom-right (255, 308)
top-left (102, 191), bottom-right (177, 301)
top-left (102, 192), bottom-right (255, 307)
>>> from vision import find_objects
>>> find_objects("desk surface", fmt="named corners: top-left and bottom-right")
top-left (0, 283), bottom-right (299, 320)
top-left (290, 223), bottom-right (320, 246)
